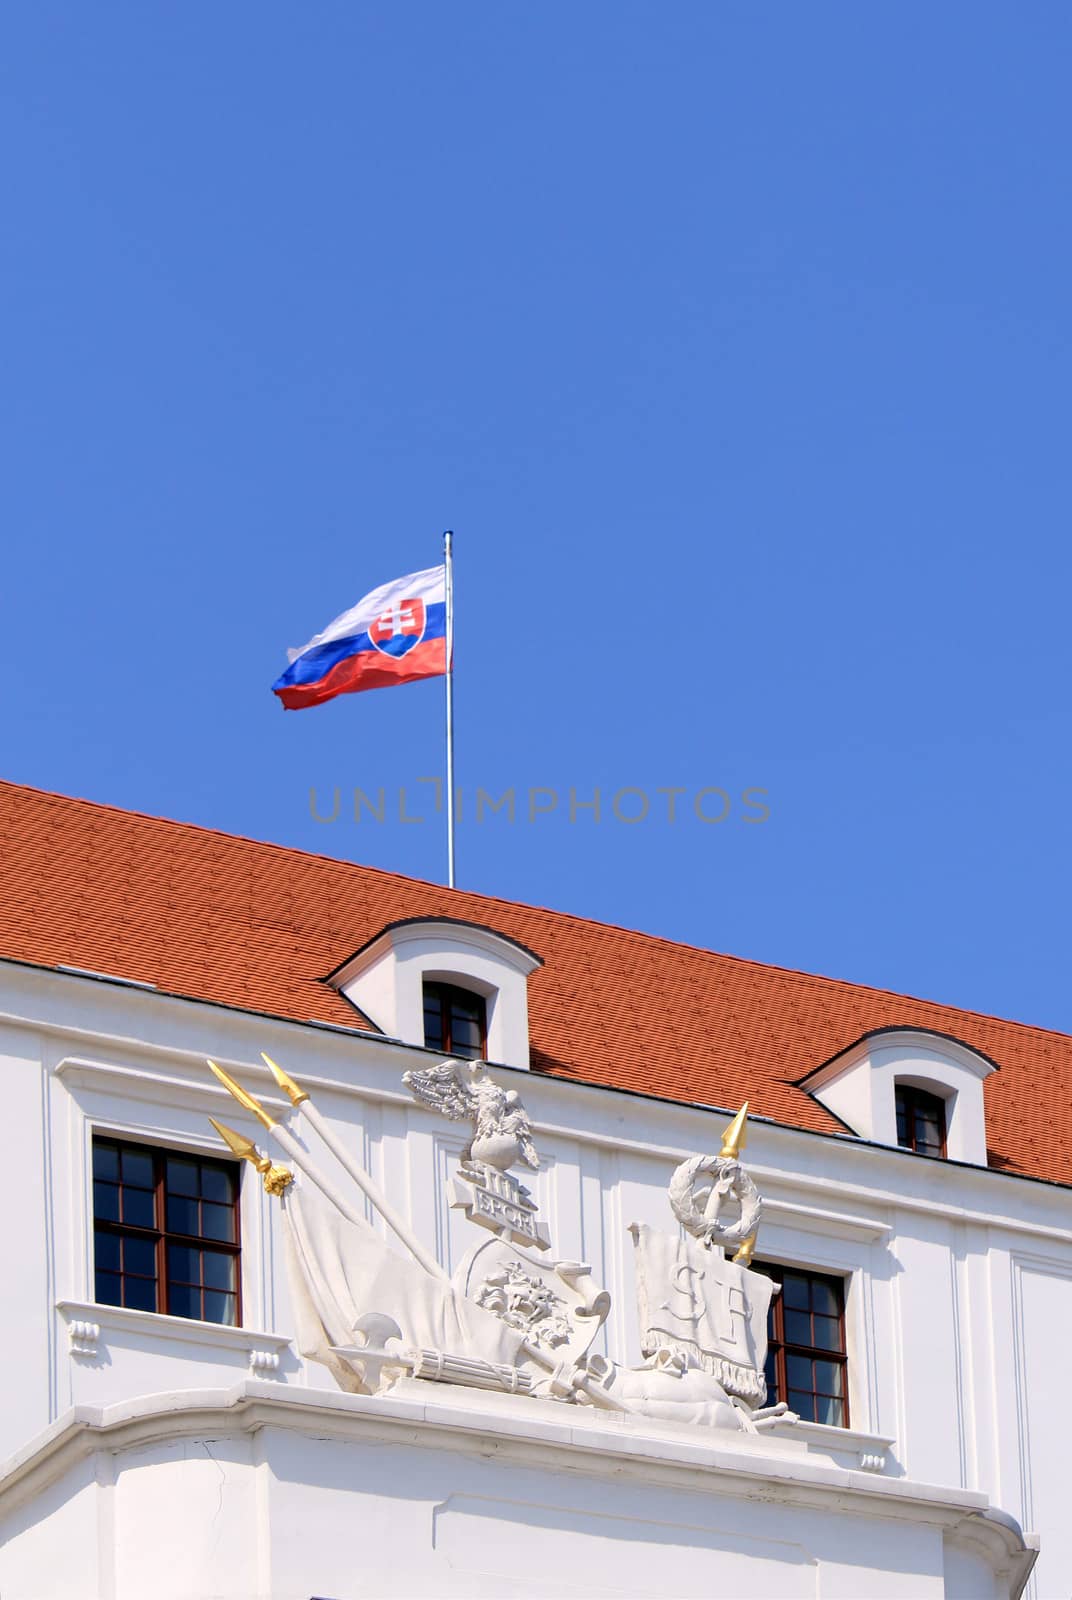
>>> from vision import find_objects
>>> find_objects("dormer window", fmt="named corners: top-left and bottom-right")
top-left (798, 1027), bottom-right (998, 1166)
top-left (423, 981), bottom-right (486, 1061)
top-left (327, 917), bottom-right (542, 1070)
top-left (895, 1085), bottom-right (947, 1158)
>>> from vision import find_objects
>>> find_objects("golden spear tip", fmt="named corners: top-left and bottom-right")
top-left (208, 1115), bottom-right (292, 1196)
top-left (719, 1101), bottom-right (749, 1161)
top-left (208, 1116), bottom-right (260, 1165)
top-left (261, 1051), bottom-right (309, 1106)
top-left (206, 1059), bottom-right (276, 1132)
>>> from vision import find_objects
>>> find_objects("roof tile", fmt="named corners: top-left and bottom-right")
top-left (0, 781), bottom-right (1069, 1186)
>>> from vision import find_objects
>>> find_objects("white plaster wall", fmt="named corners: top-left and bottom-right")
top-left (0, 1457), bottom-right (103, 1600)
top-left (3, 1032), bottom-right (54, 1458)
top-left (0, 1391), bottom-right (1034, 1600)
top-left (0, 961), bottom-right (1069, 1592)
top-left (1008, 1257), bottom-right (1072, 1599)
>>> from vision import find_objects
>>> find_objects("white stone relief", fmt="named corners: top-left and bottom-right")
top-left (212, 1059), bottom-right (799, 1435)
top-left (668, 1150), bottom-right (763, 1258)
top-left (402, 1059), bottom-right (539, 1171)
top-left (472, 1260), bottom-right (574, 1349)
top-left (67, 1319), bottom-right (100, 1358)
top-left (456, 1233), bottom-right (611, 1379)
top-left (451, 1163), bottom-right (551, 1250)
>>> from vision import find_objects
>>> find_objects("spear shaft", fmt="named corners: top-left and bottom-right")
top-left (261, 1054), bottom-right (448, 1282)
top-left (209, 1060), bottom-right (367, 1229)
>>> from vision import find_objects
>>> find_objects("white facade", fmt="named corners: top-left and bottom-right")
top-left (1, 955), bottom-right (1067, 1598)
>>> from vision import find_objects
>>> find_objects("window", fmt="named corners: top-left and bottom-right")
top-left (331, 918), bottom-right (540, 1071)
top-left (753, 1262), bottom-right (849, 1427)
top-left (895, 1084), bottom-right (947, 1158)
top-left (423, 981), bottom-right (487, 1060)
top-left (92, 1137), bottom-right (241, 1326)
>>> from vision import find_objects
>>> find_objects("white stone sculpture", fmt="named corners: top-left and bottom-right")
top-left (402, 1058), bottom-right (540, 1171)
top-left (618, 1101), bottom-right (796, 1431)
top-left (208, 1058), bottom-right (792, 1432)
top-left (403, 1058), bottom-right (552, 1247)
top-left (667, 1150), bottom-right (763, 1261)
top-left (455, 1235), bottom-right (611, 1381)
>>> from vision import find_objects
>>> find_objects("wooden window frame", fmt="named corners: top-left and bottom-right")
top-left (92, 1135), bottom-right (242, 1327)
top-left (754, 1261), bottom-right (850, 1428)
top-left (894, 1083), bottom-right (948, 1158)
top-left (422, 980), bottom-right (488, 1061)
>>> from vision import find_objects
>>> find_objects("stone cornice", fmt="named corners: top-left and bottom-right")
top-left (0, 1376), bottom-right (1038, 1588)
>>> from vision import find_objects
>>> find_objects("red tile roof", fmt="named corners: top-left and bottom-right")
top-left (1, 780), bottom-right (1069, 1188)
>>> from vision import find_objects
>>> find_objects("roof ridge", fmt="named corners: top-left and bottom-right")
top-left (2, 776), bottom-right (1069, 1050)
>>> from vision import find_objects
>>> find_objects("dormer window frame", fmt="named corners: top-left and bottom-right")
top-left (422, 978), bottom-right (488, 1061)
top-left (326, 917), bottom-right (542, 1072)
top-left (798, 1027), bottom-right (997, 1167)
top-left (894, 1082), bottom-right (949, 1159)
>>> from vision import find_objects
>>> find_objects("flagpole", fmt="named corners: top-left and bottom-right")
top-left (444, 530), bottom-right (456, 888)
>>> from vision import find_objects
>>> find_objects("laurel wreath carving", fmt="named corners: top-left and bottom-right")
top-left (668, 1155), bottom-right (763, 1248)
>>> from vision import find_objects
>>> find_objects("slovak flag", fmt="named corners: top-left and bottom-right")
top-left (272, 565), bottom-right (448, 710)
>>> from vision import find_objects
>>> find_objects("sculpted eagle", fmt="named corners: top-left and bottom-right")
top-left (402, 1059), bottom-right (540, 1173)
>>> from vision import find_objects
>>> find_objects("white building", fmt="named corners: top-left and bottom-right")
top-left (0, 779), bottom-right (1068, 1599)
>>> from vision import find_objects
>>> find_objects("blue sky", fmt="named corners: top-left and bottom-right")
top-left (3, 5), bottom-right (1070, 1033)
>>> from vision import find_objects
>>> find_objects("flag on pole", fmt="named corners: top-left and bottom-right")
top-left (272, 564), bottom-right (447, 710)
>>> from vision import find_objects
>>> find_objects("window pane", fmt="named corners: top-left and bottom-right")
top-left (91, 1139), bottom-right (240, 1327)
top-left (166, 1157), bottom-right (200, 1197)
top-left (782, 1274), bottom-right (810, 1311)
top-left (169, 1283), bottom-right (201, 1320)
top-left (203, 1249), bottom-right (235, 1291)
top-left (168, 1243), bottom-right (201, 1284)
top-left (201, 1166), bottom-right (233, 1205)
top-left (452, 990), bottom-right (482, 1021)
top-left (167, 1196), bottom-right (200, 1235)
top-left (123, 1236), bottom-right (157, 1278)
top-left (811, 1281), bottom-right (838, 1318)
top-left (754, 1259), bottom-right (849, 1428)
top-left (786, 1354), bottom-right (813, 1391)
top-left (124, 1276), bottom-right (157, 1313)
top-left (94, 1229), bottom-right (120, 1271)
top-left (96, 1269), bottom-right (122, 1306)
top-left (784, 1309), bottom-right (812, 1345)
top-left (121, 1148), bottom-right (155, 1188)
top-left (423, 992), bottom-right (445, 1051)
top-left (122, 1187), bottom-right (156, 1228)
top-left (451, 994), bottom-right (483, 1053)
top-left (93, 1144), bottom-right (119, 1180)
top-left (815, 1394), bottom-right (844, 1426)
top-left (814, 1361), bottom-right (843, 1396)
top-left (201, 1202), bottom-right (235, 1243)
top-left (204, 1290), bottom-right (236, 1327)
top-left (915, 1109), bottom-right (942, 1153)
top-left (789, 1389), bottom-right (817, 1422)
top-left (450, 1018), bottom-right (483, 1059)
top-left (812, 1315), bottom-right (842, 1352)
